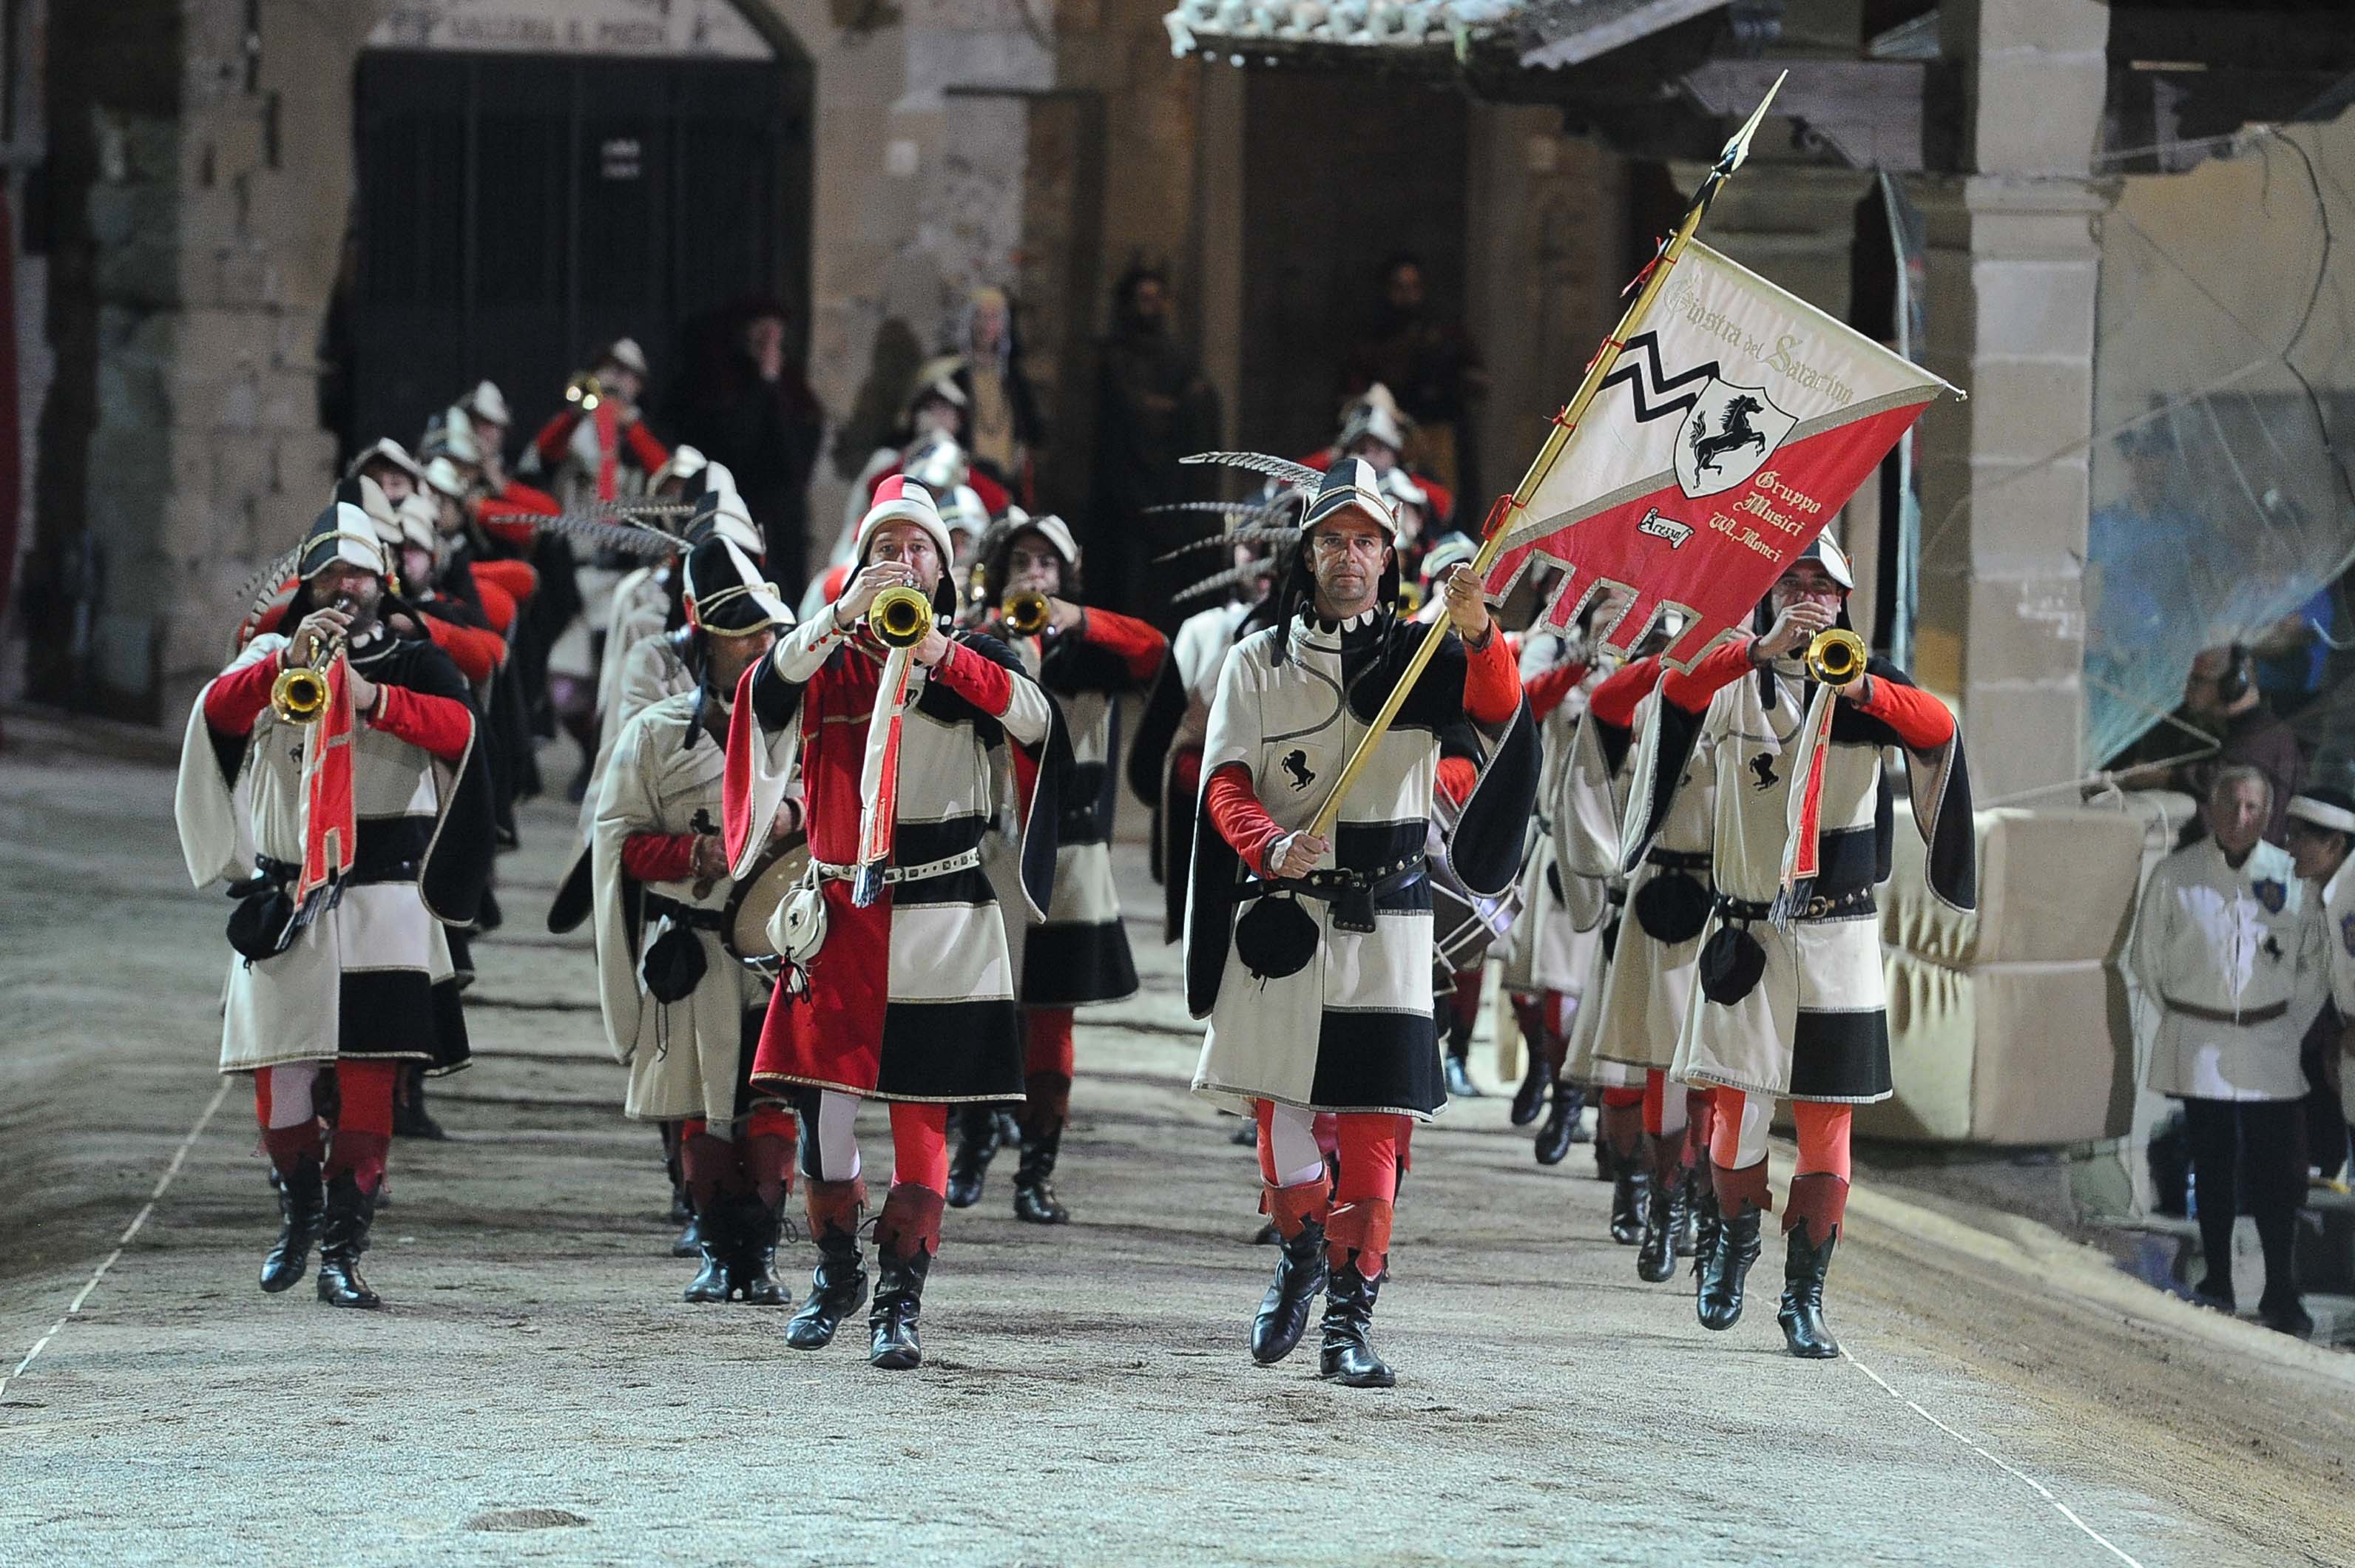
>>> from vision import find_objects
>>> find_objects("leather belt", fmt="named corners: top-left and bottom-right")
top-left (811, 848), bottom-right (983, 885)
top-left (1716, 887), bottom-right (1874, 923)
top-left (1646, 848), bottom-right (1712, 872)
top-left (1237, 852), bottom-right (1427, 905)
top-left (2163, 996), bottom-right (2289, 1027)
top-left (643, 893), bottom-right (727, 932)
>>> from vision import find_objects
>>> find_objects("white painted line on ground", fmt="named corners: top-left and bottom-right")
top-left (1843, 1345), bottom-right (2146, 1567)
top-left (0, 1078), bottom-right (232, 1402)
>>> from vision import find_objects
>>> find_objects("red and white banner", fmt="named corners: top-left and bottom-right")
top-left (1483, 241), bottom-right (1957, 668)
top-left (297, 660), bottom-right (357, 903)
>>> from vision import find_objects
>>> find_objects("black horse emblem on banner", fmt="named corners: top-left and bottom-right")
top-left (1281, 749), bottom-right (1316, 791)
top-left (1675, 378), bottom-right (1797, 499)
top-left (1691, 395), bottom-right (1770, 479)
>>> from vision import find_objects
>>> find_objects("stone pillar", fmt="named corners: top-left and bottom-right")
top-left (1911, 0), bottom-right (2112, 802)
top-left (1189, 61), bottom-right (1244, 446)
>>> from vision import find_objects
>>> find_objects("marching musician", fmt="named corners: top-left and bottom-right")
top-left (1184, 456), bottom-right (1534, 1388)
top-left (946, 513), bottom-right (1168, 1224)
top-left (1623, 536), bottom-right (1974, 1359)
top-left (175, 501), bottom-right (493, 1310)
top-left (1584, 619), bottom-right (1719, 1283)
top-left (724, 477), bottom-right (1063, 1371)
top-left (592, 537), bottom-right (801, 1306)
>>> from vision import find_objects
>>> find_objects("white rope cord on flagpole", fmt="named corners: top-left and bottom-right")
top-left (1841, 1345), bottom-right (2147, 1567)
top-left (0, 1078), bottom-right (232, 1403)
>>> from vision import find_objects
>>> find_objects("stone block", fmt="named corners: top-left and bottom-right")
top-left (1976, 0), bottom-right (2107, 58)
top-left (1964, 576), bottom-right (2084, 684)
top-left (1972, 56), bottom-right (2106, 178)
top-left (1956, 453), bottom-right (2090, 560)
top-left (1965, 257), bottom-right (2098, 359)
top-left (1959, 359), bottom-right (2095, 470)
top-left (1957, 681), bottom-right (2082, 797)
top-left (209, 437), bottom-right (274, 513)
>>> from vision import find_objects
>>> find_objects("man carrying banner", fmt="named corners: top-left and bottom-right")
top-left (175, 501), bottom-right (494, 1309)
top-left (1619, 536), bottom-right (1973, 1357)
top-left (1184, 455), bottom-right (1536, 1388)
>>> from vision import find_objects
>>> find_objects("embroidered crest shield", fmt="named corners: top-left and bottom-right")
top-left (2253, 878), bottom-right (2287, 915)
top-left (1674, 378), bottom-right (1797, 499)
top-left (2339, 910), bottom-right (2355, 958)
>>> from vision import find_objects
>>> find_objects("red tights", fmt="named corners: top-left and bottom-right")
top-left (1254, 1100), bottom-right (1404, 1204)
top-left (1706, 1088), bottom-right (1851, 1179)
top-left (1023, 1007), bottom-right (1075, 1129)
top-left (254, 1061), bottom-right (397, 1194)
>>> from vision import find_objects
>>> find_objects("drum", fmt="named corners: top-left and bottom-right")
top-left (722, 831), bottom-right (811, 971)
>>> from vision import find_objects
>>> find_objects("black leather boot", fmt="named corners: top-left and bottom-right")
top-left (868, 1183), bottom-right (944, 1371)
top-left (1535, 1081), bottom-right (1587, 1166)
top-left (1317, 1198), bottom-right (1396, 1388)
top-left (261, 1157), bottom-right (325, 1294)
top-left (1676, 1165), bottom-right (1706, 1258)
top-left (1687, 1180), bottom-right (1720, 1279)
top-left (869, 1249), bottom-right (933, 1371)
top-left (945, 1106), bottom-right (1001, 1209)
top-left (1442, 1050), bottom-right (1481, 1101)
top-left (786, 1179), bottom-right (868, 1348)
top-left (315, 1172), bottom-right (383, 1309)
top-left (1318, 1267), bottom-right (1393, 1388)
top-left (1509, 1050), bottom-right (1553, 1127)
top-left (672, 1209), bottom-right (703, 1260)
top-left (683, 1194), bottom-right (732, 1303)
top-left (1637, 1152), bottom-right (1687, 1283)
top-left (1012, 1121), bottom-right (1070, 1226)
top-left (1777, 1226), bottom-right (1841, 1358)
top-left (1697, 1206), bottom-right (1763, 1331)
top-left (1609, 1166), bottom-right (1650, 1246)
top-left (1251, 1182), bottom-right (1328, 1365)
top-left (391, 1064), bottom-right (447, 1140)
top-left (729, 1193), bottom-right (792, 1306)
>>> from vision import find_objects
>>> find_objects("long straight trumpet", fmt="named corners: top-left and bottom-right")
top-left (1302, 75), bottom-right (1785, 839)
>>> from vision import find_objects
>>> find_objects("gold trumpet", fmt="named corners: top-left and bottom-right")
top-left (1805, 626), bottom-right (1868, 689)
top-left (1002, 589), bottom-right (1050, 638)
top-left (868, 584), bottom-right (934, 649)
top-left (564, 371), bottom-right (604, 413)
top-left (271, 632), bottom-right (345, 725)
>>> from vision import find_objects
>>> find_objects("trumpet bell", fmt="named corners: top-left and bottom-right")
top-left (270, 665), bottom-right (331, 725)
top-left (1805, 627), bottom-right (1868, 688)
top-left (868, 584), bottom-right (935, 649)
top-left (1002, 589), bottom-right (1050, 638)
top-left (564, 372), bottom-right (604, 413)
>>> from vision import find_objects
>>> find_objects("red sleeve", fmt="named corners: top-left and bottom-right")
top-left (426, 618), bottom-right (504, 684)
top-left (467, 573), bottom-right (518, 635)
top-left (621, 831), bottom-right (698, 882)
top-left (471, 558), bottom-right (539, 603)
top-left (1853, 676), bottom-right (1956, 748)
top-left (1205, 761), bottom-right (1286, 879)
top-left (1078, 608), bottom-right (1168, 685)
top-left (501, 480), bottom-right (561, 516)
top-left (972, 472), bottom-right (1011, 516)
top-left (1436, 755), bottom-right (1478, 805)
top-left (532, 410), bottom-right (581, 465)
top-left (1587, 655), bottom-right (1662, 729)
top-left (203, 654), bottom-right (281, 736)
top-left (624, 419), bottom-right (669, 474)
top-left (932, 638), bottom-right (1014, 717)
top-left (368, 683), bottom-right (473, 763)
top-left (1660, 638), bottom-right (1757, 714)
top-left (1462, 631), bottom-right (1521, 726)
top-left (1524, 660), bottom-right (1591, 723)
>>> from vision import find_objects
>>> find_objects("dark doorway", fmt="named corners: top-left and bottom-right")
top-left (1237, 74), bottom-right (1469, 468)
top-left (341, 49), bottom-right (809, 462)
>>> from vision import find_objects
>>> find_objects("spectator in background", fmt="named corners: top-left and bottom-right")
top-left (2135, 766), bottom-right (2327, 1337)
top-left (1091, 263), bottom-right (1221, 625)
top-left (2252, 592), bottom-right (2334, 717)
top-left (950, 288), bottom-right (1046, 504)
top-left (2112, 644), bottom-right (2305, 846)
top-left (1342, 254), bottom-right (1484, 501)
top-left (666, 297), bottom-right (825, 597)
top-left (2287, 788), bottom-right (2355, 1186)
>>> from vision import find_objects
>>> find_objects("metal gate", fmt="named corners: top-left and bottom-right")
top-left (345, 49), bottom-right (808, 456)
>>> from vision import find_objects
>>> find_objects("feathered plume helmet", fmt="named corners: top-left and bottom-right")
top-left (1168, 452), bottom-right (1402, 668)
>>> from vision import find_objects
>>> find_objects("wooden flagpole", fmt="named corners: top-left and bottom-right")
top-left (1303, 73), bottom-right (1786, 840)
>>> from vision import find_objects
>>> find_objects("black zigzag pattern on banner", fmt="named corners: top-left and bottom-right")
top-left (1597, 332), bottom-right (1720, 422)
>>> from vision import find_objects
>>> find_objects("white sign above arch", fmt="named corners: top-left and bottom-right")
top-left (368, 0), bottom-right (775, 60)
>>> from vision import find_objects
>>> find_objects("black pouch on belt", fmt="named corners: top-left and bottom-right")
top-left (225, 871), bottom-right (298, 963)
top-left (1633, 871), bottom-right (1713, 944)
top-left (1234, 893), bottom-right (1319, 980)
top-left (1697, 922), bottom-right (1768, 1006)
top-left (641, 919), bottom-right (709, 1003)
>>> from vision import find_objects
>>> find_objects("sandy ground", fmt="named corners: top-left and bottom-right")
top-left (4, 729), bottom-right (2354, 1566)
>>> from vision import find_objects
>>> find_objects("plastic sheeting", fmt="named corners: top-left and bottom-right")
top-left (2083, 125), bottom-right (2355, 770)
